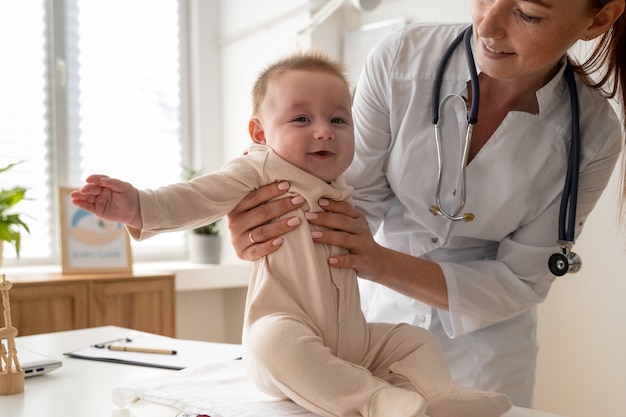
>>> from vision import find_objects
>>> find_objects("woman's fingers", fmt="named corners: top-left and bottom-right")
top-left (307, 199), bottom-right (381, 277)
top-left (237, 211), bottom-right (301, 255)
top-left (308, 199), bottom-right (368, 242)
top-left (232, 181), bottom-right (290, 214)
top-left (227, 181), bottom-right (304, 261)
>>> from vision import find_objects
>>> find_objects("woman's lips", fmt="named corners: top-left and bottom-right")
top-left (481, 41), bottom-right (513, 59)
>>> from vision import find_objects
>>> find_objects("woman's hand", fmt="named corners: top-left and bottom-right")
top-left (227, 181), bottom-right (305, 261)
top-left (308, 198), bottom-right (449, 309)
top-left (306, 199), bottom-right (383, 280)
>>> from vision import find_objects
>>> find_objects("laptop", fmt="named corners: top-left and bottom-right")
top-left (17, 348), bottom-right (63, 377)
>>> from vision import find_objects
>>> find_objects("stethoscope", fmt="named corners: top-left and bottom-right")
top-left (429, 25), bottom-right (582, 276)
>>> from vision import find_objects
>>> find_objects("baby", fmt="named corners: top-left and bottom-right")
top-left (71, 50), bottom-right (511, 417)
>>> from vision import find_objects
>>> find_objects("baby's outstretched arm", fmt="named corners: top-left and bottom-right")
top-left (70, 174), bottom-right (143, 230)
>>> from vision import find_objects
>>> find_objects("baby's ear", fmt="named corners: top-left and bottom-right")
top-left (248, 118), bottom-right (266, 144)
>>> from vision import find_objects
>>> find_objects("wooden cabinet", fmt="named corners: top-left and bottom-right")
top-left (6, 282), bottom-right (89, 335)
top-left (4, 271), bottom-right (175, 337)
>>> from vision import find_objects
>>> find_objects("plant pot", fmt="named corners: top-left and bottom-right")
top-left (188, 233), bottom-right (221, 264)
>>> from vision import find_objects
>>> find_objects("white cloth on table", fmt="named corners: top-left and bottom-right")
top-left (112, 360), bottom-right (318, 417)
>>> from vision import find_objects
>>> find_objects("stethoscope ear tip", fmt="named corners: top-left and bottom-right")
top-left (429, 205), bottom-right (475, 222)
top-left (462, 213), bottom-right (475, 222)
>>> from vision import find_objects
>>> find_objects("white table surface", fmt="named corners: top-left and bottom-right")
top-left (2, 326), bottom-right (568, 417)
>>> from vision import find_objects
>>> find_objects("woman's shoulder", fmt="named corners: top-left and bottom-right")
top-left (577, 81), bottom-right (623, 155)
top-left (383, 22), bottom-right (469, 50)
top-left (401, 22), bottom-right (469, 37)
top-left (370, 22), bottom-right (470, 77)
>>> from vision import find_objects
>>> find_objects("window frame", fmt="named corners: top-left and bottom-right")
top-left (1, 0), bottom-right (203, 267)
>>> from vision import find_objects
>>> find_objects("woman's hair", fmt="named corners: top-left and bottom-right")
top-left (575, 1), bottom-right (626, 105)
top-left (573, 0), bottom-right (626, 216)
top-left (250, 50), bottom-right (350, 119)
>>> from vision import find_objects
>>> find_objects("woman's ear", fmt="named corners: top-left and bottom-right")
top-left (248, 118), bottom-right (266, 144)
top-left (584, 0), bottom-right (625, 40)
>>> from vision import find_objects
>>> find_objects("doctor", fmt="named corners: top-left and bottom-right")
top-left (227, 0), bottom-right (626, 407)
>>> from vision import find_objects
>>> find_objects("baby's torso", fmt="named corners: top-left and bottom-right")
top-left (243, 155), bottom-right (369, 361)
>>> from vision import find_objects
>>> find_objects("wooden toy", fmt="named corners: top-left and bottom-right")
top-left (0, 273), bottom-right (24, 395)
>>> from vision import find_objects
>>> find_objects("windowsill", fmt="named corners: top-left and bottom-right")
top-left (1, 261), bottom-right (252, 292)
top-left (135, 261), bottom-right (251, 291)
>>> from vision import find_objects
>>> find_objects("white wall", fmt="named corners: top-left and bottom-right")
top-left (534, 161), bottom-right (626, 417)
top-left (215, 0), bottom-right (310, 262)
top-left (217, 0), bottom-right (310, 162)
top-left (186, 1), bottom-right (222, 176)
top-left (356, 0), bottom-right (470, 24)
top-left (211, 1), bottom-right (626, 415)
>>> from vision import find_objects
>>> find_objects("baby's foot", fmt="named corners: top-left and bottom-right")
top-left (369, 386), bottom-right (428, 417)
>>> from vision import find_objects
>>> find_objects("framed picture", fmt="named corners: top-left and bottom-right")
top-left (59, 187), bottom-right (133, 274)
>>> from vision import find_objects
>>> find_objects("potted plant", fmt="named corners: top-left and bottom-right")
top-left (183, 167), bottom-right (222, 264)
top-left (0, 162), bottom-right (30, 265)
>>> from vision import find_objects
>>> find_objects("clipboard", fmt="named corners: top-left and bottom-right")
top-left (65, 333), bottom-right (242, 370)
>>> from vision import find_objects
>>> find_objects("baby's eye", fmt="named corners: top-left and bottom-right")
top-left (293, 116), bottom-right (309, 122)
top-left (331, 117), bottom-right (346, 124)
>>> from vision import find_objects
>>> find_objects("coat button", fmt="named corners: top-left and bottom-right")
top-left (431, 236), bottom-right (439, 244)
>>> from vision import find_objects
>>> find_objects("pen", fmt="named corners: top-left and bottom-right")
top-left (92, 337), bottom-right (132, 349)
top-left (108, 345), bottom-right (177, 355)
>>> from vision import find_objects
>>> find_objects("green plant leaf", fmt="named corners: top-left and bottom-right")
top-left (192, 220), bottom-right (221, 235)
top-left (0, 162), bottom-right (30, 257)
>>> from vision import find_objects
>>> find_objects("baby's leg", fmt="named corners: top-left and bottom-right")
top-left (367, 323), bottom-right (512, 417)
top-left (245, 314), bottom-right (426, 417)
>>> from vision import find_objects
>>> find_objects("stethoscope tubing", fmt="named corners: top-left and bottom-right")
top-left (433, 95), bottom-right (473, 220)
top-left (430, 25), bottom-right (582, 274)
top-left (432, 26), bottom-right (479, 125)
top-left (560, 59), bottom-right (581, 245)
top-left (431, 26), bottom-right (479, 222)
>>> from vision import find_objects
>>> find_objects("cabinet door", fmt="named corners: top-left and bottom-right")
top-left (90, 277), bottom-right (175, 337)
top-left (7, 283), bottom-right (89, 336)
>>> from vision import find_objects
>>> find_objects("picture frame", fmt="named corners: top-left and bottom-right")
top-left (59, 187), bottom-right (133, 274)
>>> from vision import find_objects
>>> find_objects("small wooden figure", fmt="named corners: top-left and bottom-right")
top-left (0, 273), bottom-right (24, 395)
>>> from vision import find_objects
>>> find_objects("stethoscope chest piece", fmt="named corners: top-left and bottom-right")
top-left (548, 241), bottom-right (582, 276)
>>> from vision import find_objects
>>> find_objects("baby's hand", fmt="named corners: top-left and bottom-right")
top-left (70, 175), bottom-right (143, 229)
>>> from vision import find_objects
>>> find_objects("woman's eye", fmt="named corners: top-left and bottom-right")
top-left (516, 9), bottom-right (541, 23)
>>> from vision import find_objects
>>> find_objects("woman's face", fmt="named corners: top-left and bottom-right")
top-left (471, 0), bottom-right (597, 85)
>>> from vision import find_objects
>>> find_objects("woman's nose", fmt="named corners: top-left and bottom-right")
top-left (476, 0), bottom-right (507, 39)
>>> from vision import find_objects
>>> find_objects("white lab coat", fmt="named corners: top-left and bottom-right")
top-left (347, 22), bottom-right (622, 406)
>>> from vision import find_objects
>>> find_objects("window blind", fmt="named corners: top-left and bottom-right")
top-left (0, 0), bottom-right (186, 264)
top-left (0, 1), bottom-right (52, 260)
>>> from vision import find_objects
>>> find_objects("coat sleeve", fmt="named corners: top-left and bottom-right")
top-left (345, 28), bottom-right (403, 234)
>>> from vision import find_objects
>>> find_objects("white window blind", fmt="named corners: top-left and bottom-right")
top-left (0, 0), bottom-right (187, 265)
top-left (0, 1), bottom-right (52, 261)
